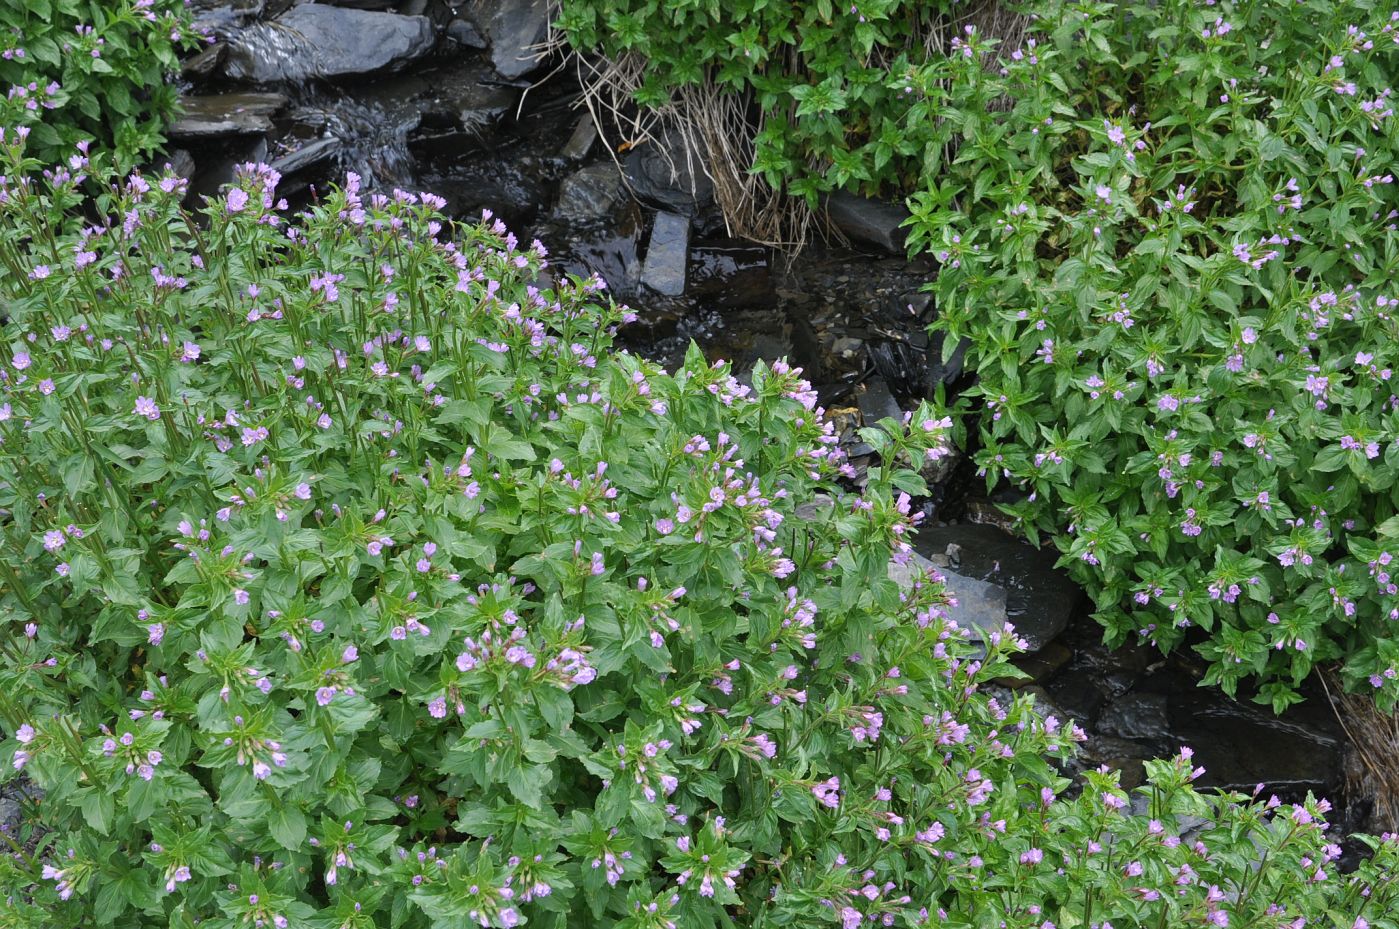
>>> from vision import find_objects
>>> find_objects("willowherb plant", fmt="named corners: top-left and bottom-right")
top-left (0, 132), bottom-right (1396, 928)
top-left (0, 0), bottom-right (196, 167)
top-left (907, 0), bottom-right (1399, 711)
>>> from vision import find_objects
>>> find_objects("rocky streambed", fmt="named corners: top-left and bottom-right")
top-left (150, 0), bottom-right (1372, 850)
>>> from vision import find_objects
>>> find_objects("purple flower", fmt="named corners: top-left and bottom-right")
top-left (812, 776), bottom-right (841, 809)
top-left (134, 396), bottom-right (160, 420)
top-left (226, 188), bottom-right (249, 213)
top-left (315, 686), bottom-right (337, 707)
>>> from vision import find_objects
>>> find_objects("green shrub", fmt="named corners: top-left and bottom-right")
top-left (906, 0), bottom-right (1399, 710)
top-left (1, 127), bottom-right (1398, 929)
top-left (554, 0), bottom-right (954, 205)
top-left (0, 0), bottom-right (195, 167)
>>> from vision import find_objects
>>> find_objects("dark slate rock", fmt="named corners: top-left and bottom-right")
top-left (855, 376), bottom-right (901, 427)
top-left (927, 331), bottom-right (970, 388)
top-left (912, 523), bottom-right (1081, 653)
top-left (825, 190), bottom-right (911, 255)
top-left (641, 212), bottom-right (690, 297)
top-left (168, 92), bottom-right (287, 139)
top-left (554, 163), bottom-right (625, 222)
top-left (181, 42), bottom-right (226, 80)
top-left (446, 17), bottom-right (488, 48)
top-left (269, 137), bottom-right (340, 175)
top-left (224, 4), bottom-right (435, 82)
top-left (471, 0), bottom-right (551, 79)
top-left (560, 114), bottom-right (598, 160)
top-left (1168, 675), bottom-right (1342, 796)
top-left (624, 130), bottom-right (714, 216)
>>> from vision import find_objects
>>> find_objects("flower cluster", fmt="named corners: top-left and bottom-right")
top-left (912, 0), bottom-right (1399, 710)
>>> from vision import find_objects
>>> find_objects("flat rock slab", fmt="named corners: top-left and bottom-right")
top-left (224, 4), bottom-right (434, 82)
top-left (269, 137), bottom-right (340, 175)
top-left (912, 524), bottom-right (1081, 652)
top-left (641, 212), bottom-right (690, 296)
top-left (168, 92), bottom-right (288, 139)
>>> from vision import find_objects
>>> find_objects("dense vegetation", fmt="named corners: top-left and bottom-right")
top-left (3, 132), bottom-right (1396, 928)
top-left (562, 0), bottom-right (1399, 711)
top-left (2, 0), bottom-right (1399, 925)
top-left (554, 0), bottom-right (957, 205)
top-left (0, 0), bottom-right (195, 167)
top-left (906, 0), bottom-right (1399, 711)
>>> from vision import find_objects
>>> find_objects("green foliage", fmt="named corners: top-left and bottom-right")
top-left (554, 0), bottom-right (947, 202)
top-left (904, 0), bottom-right (1399, 709)
top-left (2, 134), bottom-right (1396, 927)
top-left (0, 0), bottom-right (196, 166)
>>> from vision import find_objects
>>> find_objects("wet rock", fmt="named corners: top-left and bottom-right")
top-left (182, 42), bottom-right (226, 80)
top-left (795, 493), bottom-right (836, 522)
top-left (269, 137), bottom-right (340, 176)
top-left (224, 4), bottom-right (435, 83)
top-left (912, 524), bottom-right (1080, 652)
top-left (560, 115), bottom-right (598, 160)
top-left (641, 212), bottom-right (690, 297)
top-left (190, 136), bottom-right (268, 203)
top-left (0, 777), bottom-right (41, 837)
top-left (830, 336), bottom-right (864, 360)
top-left (168, 92), bottom-right (287, 140)
top-left (288, 97), bottom-right (416, 189)
top-left (536, 194), bottom-right (644, 301)
top-left (191, 0), bottom-right (264, 36)
top-left (554, 163), bottom-right (625, 222)
top-left (360, 59), bottom-right (516, 139)
top-left (1097, 692), bottom-right (1171, 741)
top-left (855, 377), bottom-right (900, 427)
top-left (447, 17), bottom-right (488, 49)
top-left (825, 190), bottom-right (911, 255)
top-left (471, 0), bottom-right (552, 79)
top-left (920, 447), bottom-right (961, 489)
top-left (1169, 680), bottom-right (1342, 796)
top-left (624, 130), bottom-right (714, 217)
top-left (735, 333), bottom-right (795, 389)
top-left (1046, 672), bottom-right (1106, 728)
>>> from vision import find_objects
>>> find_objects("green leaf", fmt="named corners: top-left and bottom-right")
top-left (268, 805), bottom-right (307, 850)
